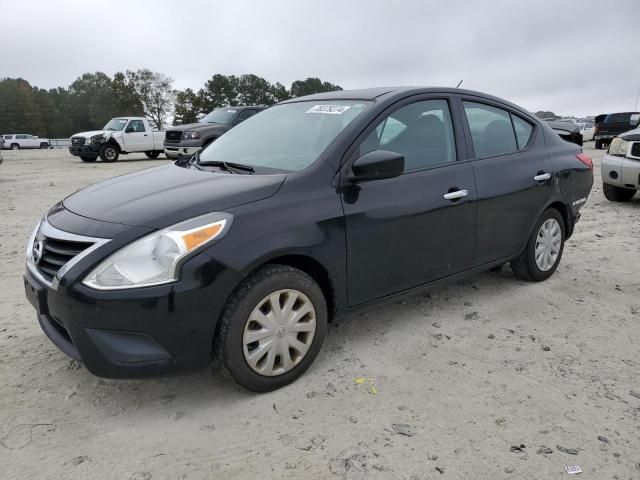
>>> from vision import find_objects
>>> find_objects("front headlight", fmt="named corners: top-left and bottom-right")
top-left (182, 131), bottom-right (200, 140)
top-left (83, 212), bottom-right (233, 290)
top-left (608, 138), bottom-right (629, 157)
top-left (90, 134), bottom-right (105, 145)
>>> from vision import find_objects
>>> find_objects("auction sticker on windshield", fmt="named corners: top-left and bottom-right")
top-left (306, 105), bottom-right (351, 114)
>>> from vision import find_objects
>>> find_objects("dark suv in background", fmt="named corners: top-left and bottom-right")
top-left (164, 106), bottom-right (266, 158)
top-left (594, 112), bottom-right (640, 149)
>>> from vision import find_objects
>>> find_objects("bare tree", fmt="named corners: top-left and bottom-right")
top-left (126, 69), bottom-right (175, 129)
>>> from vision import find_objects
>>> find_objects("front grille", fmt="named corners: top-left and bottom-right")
top-left (71, 137), bottom-right (85, 146)
top-left (165, 130), bottom-right (183, 143)
top-left (35, 234), bottom-right (93, 281)
top-left (631, 142), bottom-right (640, 158)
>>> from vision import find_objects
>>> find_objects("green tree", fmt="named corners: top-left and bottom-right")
top-left (290, 78), bottom-right (342, 98)
top-left (201, 74), bottom-right (240, 110)
top-left (173, 88), bottom-right (202, 125)
top-left (0, 78), bottom-right (44, 135)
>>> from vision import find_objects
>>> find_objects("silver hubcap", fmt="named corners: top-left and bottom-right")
top-left (105, 148), bottom-right (116, 160)
top-left (535, 218), bottom-right (561, 271)
top-left (242, 289), bottom-right (316, 377)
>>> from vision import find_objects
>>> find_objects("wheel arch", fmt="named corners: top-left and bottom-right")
top-left (546, 201), bottom-right (573, 239)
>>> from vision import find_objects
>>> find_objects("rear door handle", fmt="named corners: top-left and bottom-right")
top-left (534, 172), bottom-right (551, 182)
top-left (443, 189), bottom-right (468, 200)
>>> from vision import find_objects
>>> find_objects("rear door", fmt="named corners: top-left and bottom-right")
top-left (459, 99), bottom-right (553, 265)
top-left (341, 96), bottom-right (477, 305)
top-left (122, 120), bottom-right (153, 151)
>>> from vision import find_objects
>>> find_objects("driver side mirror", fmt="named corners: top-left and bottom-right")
top-left (346, 150), bottom-right (404, 183)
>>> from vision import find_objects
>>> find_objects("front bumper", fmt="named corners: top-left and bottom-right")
top-left (601, 153), bottom-right (640, 189)
top-left (69, 144), bottom-right (100, 158)
top-left (23, 215), bottom-right (244, 378)
top-left (164, 145), bottom-right (201, 159)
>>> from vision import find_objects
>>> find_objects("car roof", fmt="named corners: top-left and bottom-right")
top-left (281, 87), bottom-right (536, 120)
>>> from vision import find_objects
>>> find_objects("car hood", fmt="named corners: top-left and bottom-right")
top-left (63, 163), bottom-right (286, 229)
top-left (71, 130), bottom-right (113, 139)
top-left (169, 123), bottom-right (229, 132)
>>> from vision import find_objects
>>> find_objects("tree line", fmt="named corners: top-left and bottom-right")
top-left (0, 71), bottom-right (342, 138)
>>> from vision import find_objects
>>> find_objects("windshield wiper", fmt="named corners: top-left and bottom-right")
top-left (189, 152), bottom-right (254, 174)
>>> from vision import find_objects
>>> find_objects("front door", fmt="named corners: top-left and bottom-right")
top-left (122, 119), bottom-right (152, 151)
top-left (341, 98), bottom-right (477, 306)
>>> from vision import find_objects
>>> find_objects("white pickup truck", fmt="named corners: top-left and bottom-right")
top-left (68, 117), bottom-right (166, 162)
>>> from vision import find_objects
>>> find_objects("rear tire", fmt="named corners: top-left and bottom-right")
top-left (10, 143), bottom-right (19, 150)
top-left (594, 139), bottom-right (602, 150)
top-left (603, 183), bottom-right (636, 202)
top-left (213, 265), bottom-right (327, 392)
top-left (80, 156), bottom-right (96, 162)
top-left (145, 151), bottom-right (160, 159)
top-left (40, 142), bottom-right (49, 149)
top-left (99, 144), bottom-right (119, 162)
top-left (511, 208), bottom-right (565, 282)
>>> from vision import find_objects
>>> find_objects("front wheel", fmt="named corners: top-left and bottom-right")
top-left (213, 265), bottom-right (327, 392)
top-left (99, 144), bottom-right (119, 162)
top-left (603, 183), bottom-right (636, 202)
top-left (145, 151), bottom-right (161, 159)
top-left (511, 209), bottom-right (565, 282)
top-left (40, 142), bottom-right (49, 149)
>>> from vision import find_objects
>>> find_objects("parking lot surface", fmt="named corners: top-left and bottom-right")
top-left (1, 146), bottom-right (639, 479)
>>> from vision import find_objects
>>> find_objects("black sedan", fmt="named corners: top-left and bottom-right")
top-left (24, 87), bottom-right (593, 391)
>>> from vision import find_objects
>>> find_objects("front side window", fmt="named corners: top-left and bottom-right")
top-left (235, 109), bottom-right (257, 123)
top-left (464, 102), bottom-right (517, 157)
top-left (199, 101), bottom-right (371, 171)
top-left (360, 99), bottom-right (456, 171)
top-left (127, 120), bottom-right (146, 132)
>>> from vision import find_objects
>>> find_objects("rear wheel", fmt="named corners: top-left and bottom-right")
top-left (99, 144), bottom-right (119, 162)
top-left (145, 151), bottom-right (160, 159)
top-left (10, 143), bottom-right (19, 150)
top-left (40, 142), bottom-right (49, 149)
top-left (80, 156), bottom-right (96, 162)
top-left (213, 265), bottom-right (327, 392)
top-left (603, 183), bottom-right (636, 202)
top-left (511, 208), bottom-right (565, 282)
top-left (594, 139), bottom-right (602, 150)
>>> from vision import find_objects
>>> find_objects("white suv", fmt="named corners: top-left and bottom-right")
top-left (1, 134), bottom-right (50, 150)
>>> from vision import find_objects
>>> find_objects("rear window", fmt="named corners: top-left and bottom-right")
top-left (605, 113), bottom-right (631, 123)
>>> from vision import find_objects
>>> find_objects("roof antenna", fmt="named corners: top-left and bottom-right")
top-left (456, 80), bottom-right (463, 88)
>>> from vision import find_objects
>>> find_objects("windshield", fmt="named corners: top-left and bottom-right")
top-left (198, 101), bottom-right (371, 171)
top-left (103, 118), bottom-right (129, 131)
top-left (199, 108), bottom-right (238, 124)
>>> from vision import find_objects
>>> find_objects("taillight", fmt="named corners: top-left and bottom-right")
top-left (576, 152), bottom-right (593, 169)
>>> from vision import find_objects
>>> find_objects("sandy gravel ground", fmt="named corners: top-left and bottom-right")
top-left (1, 145), bottom-right (639, 480)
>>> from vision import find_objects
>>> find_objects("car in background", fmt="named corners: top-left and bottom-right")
top-left (24, 87), bottom-right (593, 391)
top-left (2, 134), bottom-right (50, 150)
top-left (69, 117), bottom-right (165, 162)
top-left (164, 106), bottom-right (266, 159)
top-left (578, 122), bottom-right (594, 142)
top-left (545, 121), bottom-right (583, 146)
top-left (0, 137), bottom-right (3, 164)
top-left (601, 126), bottom-right (640, 202)
top-left (594, 112), bottom-right (640, 149)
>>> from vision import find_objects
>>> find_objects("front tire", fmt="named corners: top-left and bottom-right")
top-left (603, 183), bottom-right (636, 202)
top-left (213, 265), bottom-right (327, 392)
top-left (145, 151), bottom-right (160, 159)
top-left (40, 142), bottom-right (49, 149)
top-left (511, 208), bottom-right (565, 282)
top-left (80, 156), bottom-right (96, 162)
top-left (99, 144), bottom-right (119, 162)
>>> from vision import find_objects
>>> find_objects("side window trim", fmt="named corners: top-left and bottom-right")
top-left (509, 113), bottom-right (535, 151)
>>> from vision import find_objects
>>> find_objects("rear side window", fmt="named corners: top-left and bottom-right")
top-left (605, 113), bottom-right (630, 123)
top-left (463, 102), bottom-right (517, 157)
top-left (360, 99), bottom-right (456, 171)
top-left (511, 115), bottom-right (533, 149)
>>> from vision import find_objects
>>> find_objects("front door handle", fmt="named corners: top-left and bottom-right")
top-left (443, 189), bottom-right (468, 201)
top-left (534, 172), bottom-right (551, 182)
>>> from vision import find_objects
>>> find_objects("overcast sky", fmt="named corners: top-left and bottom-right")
top-left (1, 0), bottom-right (639, 117)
